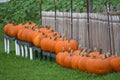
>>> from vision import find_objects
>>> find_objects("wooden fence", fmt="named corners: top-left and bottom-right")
top-left (41, 10), bottom-right (120, 56)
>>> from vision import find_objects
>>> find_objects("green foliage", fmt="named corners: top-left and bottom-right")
top-left (0, 0), bottom-right (119, 30)
top-left (0, 0), bottom-right (40, 27)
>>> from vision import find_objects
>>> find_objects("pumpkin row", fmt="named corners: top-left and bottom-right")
top-left (56, 48), bottom-right (120, 75)
top-left (3, 22), bottom-right (78, 54)
top-left (4, 22), bottom-right (120, 75)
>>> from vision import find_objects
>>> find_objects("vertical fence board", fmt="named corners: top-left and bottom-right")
top-left (42, 11), bottom-right (120, 55)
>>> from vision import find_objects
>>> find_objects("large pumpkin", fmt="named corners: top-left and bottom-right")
top-left (56, 48), bottom-right (69, 66)
top-left (4, 23), bottom-right (19, 37)
top-left (55, 38), bottom-right (78, 54)
top-left (86, 57), bottom-right (112, 75)
top-left (55, 37), bottom-right (67, 54)
top-left (110, 57), bottom-right (120, 72)
top-left (40, 37), bottom-right (51, 51)
top-left (77, 49), bottom-right (90, 71)
top-left (33, 32), bottom-right (46, 47)
top-left (77, 56), bottom-right (89, 72)
top-left (4, 23), bottom-right (14, 35)
top-left (48, 37), bottom-right (60, 53)
top-left (71, 48), bottom-right (86, 69)
top-left (64, 50), bottom-right (73, 68)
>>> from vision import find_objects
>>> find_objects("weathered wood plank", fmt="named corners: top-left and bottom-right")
top-left (42, 11), bottom-right (120, 56)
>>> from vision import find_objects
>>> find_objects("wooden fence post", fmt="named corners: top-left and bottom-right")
top-left (86, 0), bottom-right (90, 48)
top-left (110, 5), bottom-right (115, 55)
top-left (70, 0), bottom-right (73, 39)
top-left (39, 0), bottom-right (42, 25)
top-left (54, 0), bottom-right (57, 31)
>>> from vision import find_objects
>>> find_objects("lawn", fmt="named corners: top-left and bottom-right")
top-left (0, 31), bottom-right (120, 80)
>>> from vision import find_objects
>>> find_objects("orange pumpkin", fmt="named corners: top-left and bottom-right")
top-left (24, 22), bottom-right (36, 28)
top-left (48, 37), bottom-right (60, 53)
top-left (40, 37), bottom-right (51, 51)
top-left (56, 48), bottom-right (69, 66)
top-left (86, 57), bottom-right (112, 75)
top-left (4, 23), bottom-right (14, 35)
top-left (4, 23), bottom-right (18, 37)
top-left (89, 48), bottom-right (101, 58)
top-left (64, 50), bottom-right (73, 68)
top-left (39, 26), bottom-right (53, 33)
top-left (33, 32), bottom-right (46, 47)
top-left (55, 37), bottom-right (66, 54)
top-left (110, 57), bottom-right (120, 72)
top-left (55, 38), bottom-right (78, 54)
top-left (71, 48), bottom-right (86, 69)
top-left (77, 50), bottom-right (90, 71)
top-left (17, 29), bottom-right (24, 41)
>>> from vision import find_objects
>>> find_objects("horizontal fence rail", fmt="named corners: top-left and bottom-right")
top-left (42, 11), bottom-right (120, 56)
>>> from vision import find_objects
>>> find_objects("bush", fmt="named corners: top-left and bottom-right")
top-left (0, 0), bottom-right (119, 31)
top-left (0, 0), bottom-right (40, 27)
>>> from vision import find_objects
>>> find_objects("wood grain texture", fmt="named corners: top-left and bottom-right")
top-left (42, 11), bottom-right (120, 56)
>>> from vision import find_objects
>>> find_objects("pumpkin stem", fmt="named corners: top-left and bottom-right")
top-left (51, 29), bottom-right (54, 32)
top-left (54, 36), bottom-right (58, 40)
top-left (70, 50), bottom-right (73, 56)
top-left (76, 52), bottom-right (80, 56)
top-left (24, 26), bottom-right (28, 28)
top-left (84, 49), bottom-right (91, 57)
top-left (59, 35), bottom-right (62, 38)
top-left (53, 32), bottom-right (57, 36)
top-left (76, 48), bottom-right (83, 56)
top-left (38, 24), bottom-right (42, 28)
top-left (99, 48), bottom-right (103, 54)
top-left (78, 44), bottom-right (81, 50)
top-left (106, 50), bottom-right (111, 58)
top-left (47, 26), bottom-right (51, 29)
top-left (49, 37), bottom-right (52, 39)
top-left (31, 26), bottom-right (35, 30)
top-left (92, 55), bottom-right (96, 59)
top-left (100, 55), bottom-right (106, 60)
top-left (61, 47), bottom-right (65, 52)
top-left (41, 32), bottom-right (45, 35)
top-left (81, 48), bottom-right (87, 57)
top-left (11, 21), bottom-right (15, 24)
top-left (68, 48), bottom-right (71, 53)
top-left (28, 21), bottom-right (32, 24)
top-left (93, 47), bottom-right (97, 52)
top-left (61, 34), bottom-right (65, 41)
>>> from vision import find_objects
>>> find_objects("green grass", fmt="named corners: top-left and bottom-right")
top-left (0, 32), bottom-right (120, 80)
